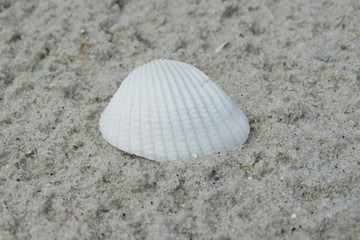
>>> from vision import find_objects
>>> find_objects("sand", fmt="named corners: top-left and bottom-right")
top-left (0, 0), bottom-right (359, 239)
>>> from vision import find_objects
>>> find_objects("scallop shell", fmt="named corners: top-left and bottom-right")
top-left (99, 59), bottom-right (249, 162)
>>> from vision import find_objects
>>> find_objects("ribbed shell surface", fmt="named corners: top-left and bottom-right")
top-left (99, 59), bottom-right (250, 162)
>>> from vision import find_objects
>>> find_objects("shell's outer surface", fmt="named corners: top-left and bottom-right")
top-left (99, 59), bottom-right (250, 161)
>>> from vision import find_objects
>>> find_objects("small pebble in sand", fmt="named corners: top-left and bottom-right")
top-left (320, 52), bottom-right (331, 62)
top-left (291, 213), bottom-right (297, 219)
top-left (25, 149), bottom-right (37, 156)
top-left (215, 41), bottom-right (230, 53)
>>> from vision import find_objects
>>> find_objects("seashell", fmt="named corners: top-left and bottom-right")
top-left (99, 59), bottom-right (250, 162)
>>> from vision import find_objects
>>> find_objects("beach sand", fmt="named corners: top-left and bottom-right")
top-left (0, 0), bottom-right (359, 239)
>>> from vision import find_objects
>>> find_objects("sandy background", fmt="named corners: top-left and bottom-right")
top-left (0, 0), bottom-right (359, 239)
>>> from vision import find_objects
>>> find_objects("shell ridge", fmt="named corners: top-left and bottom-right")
top-left (112, 85), bottom-right (122, 148)
top-left (182, 66), bottom-right (232, 152)
top-left (129, 69), bottom-right (138, 153)
top-left (137, 64), bottom-right (146, 157)
top-left (198, 73), bottom-right (242, 115)
top-left (113, 77), bottom-right (129, 145)
top-left (162, 60), bottom-right (192, 157)
top-left (192, 67), bottom-right (244, 149)
top-left (112, 72), bottom-right (134, 146)
top-left (128, 70), bottom-right (138, 153)
top-left (205, 80), bottom-right (249, 144)
top-left (155, 60), bottom-right (181, 161)
top-left (230, 106), bottom-right (249, 143)
top-left (150, 61), bottom-right (172, 160)
top-left (130, 66), bottom-right (145, 154)
top-left (227, 106), bottom-right (248, 145)
top-left (173, 62), bottom-right (219, 154)
top-left (120, 76), bottom-right (135, 149)
top-left (99, 94), bottom-right (112, 144)
top-left (142, 62), bottom-right (156, 160)
top-left (164, 60), bottom-right (195, 157)
top-left (208, 79), bottom-right (233, 111)
top-left (171, 61), bottom-right (213, 155)
top-left (117, 71), bottom-right (135, 151)
top-left (168, 61), bottom-right (214, 155)
top-left (139, 64), bottom-right (146, 157)
top-left (192, 70), bottom-right (242, 148)
top-left (148, 61), bottom-right (165, 160)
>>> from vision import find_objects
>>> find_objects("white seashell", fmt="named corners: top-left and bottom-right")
top-left (99, 59), bottom-right (250, 162)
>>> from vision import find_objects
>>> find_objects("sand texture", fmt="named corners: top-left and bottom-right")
top-left (0, 0), bottom-right (359, 239)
